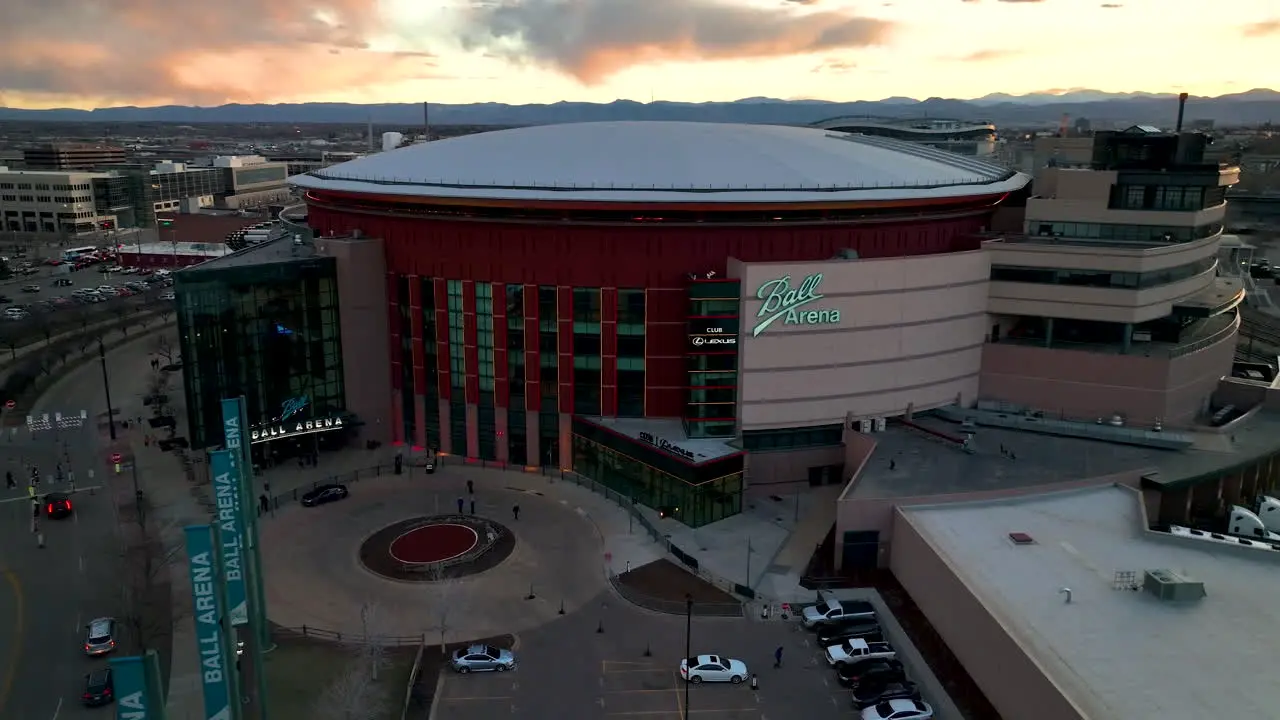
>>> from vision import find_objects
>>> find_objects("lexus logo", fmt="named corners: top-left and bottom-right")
top-left (693, 336), bottom-right (736, 346)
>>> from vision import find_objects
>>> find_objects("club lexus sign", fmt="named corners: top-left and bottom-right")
top-left (751, 273), bottom-right (842, 337)
top-left (687, 319), bottom-right (739, 351)
top-left (692, 333), bottom-right (736, 347)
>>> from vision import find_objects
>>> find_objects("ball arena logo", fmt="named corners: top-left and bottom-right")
top-left (692, 336), bottom-right (736, 346)
top-left (751, 273), bottom-right (842, 337)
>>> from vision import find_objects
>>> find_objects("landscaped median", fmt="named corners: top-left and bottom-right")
top-left (0, 307), bottom-right (175, 426)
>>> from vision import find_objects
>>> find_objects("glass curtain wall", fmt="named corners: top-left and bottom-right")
top-left (571, 435), bottom-right (743, 528)
top-left (573, 288), bottom-right (602, 415)
top-left (418, 277), bottom-right (441, 450)
top-left (687, 281), bottom-right (740, 438)
top-left (176, 258), bottom-right (344, 449)
top-left (538, 286), bottom-right (559, 466)
top-left (506, 285), bottom-right (528, 464)
top-left (446, 280), bottom-right (467, 455)
top-left (617, 289), bottom-right (646, 417)
top-left (476, 283), bottom-right (497, 460)
top-left (396, 276), bottom-right (416, 444)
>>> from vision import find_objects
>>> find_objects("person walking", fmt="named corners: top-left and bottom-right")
top-left (512, 504), bottom-right (521, 521)
top-left (467, 479), bottom-right (474, 495)
top-left (773, 646), bottom-right (783, 669)
top-left (5, 470), bottom-right (13, 489)
top-left (456, 497), bottom-right (465, 514)
top-left (469, 499), bottom-right (476, 515)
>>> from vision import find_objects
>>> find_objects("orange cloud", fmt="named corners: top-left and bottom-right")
top-left (461, 0), bottom-right (893, 85)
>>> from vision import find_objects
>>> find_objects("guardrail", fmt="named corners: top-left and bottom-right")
top-left (276, 625), bottom-right (426, 647)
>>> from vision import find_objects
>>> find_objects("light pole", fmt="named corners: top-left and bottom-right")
top-left (684, 593), bottom-right (692, 720)
top-left (99, 337), bottom-right (117, 440)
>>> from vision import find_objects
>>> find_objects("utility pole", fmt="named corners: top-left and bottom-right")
top-left (99, 337), bottom-right (116, 440)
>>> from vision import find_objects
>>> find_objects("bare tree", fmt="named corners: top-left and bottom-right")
top-left (425, 563), bottom-right (462, 655)
top-left (312, 653), bottom-right (389, 720)
top-left (153, 332), bottom-right (178, 365)
top-left (358, 601), bottom-right (392, 681)
top-left (119, 511), bottom-right (185, 653)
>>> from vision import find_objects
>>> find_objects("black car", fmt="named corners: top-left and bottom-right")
top-left (301, 484), bottom-right (349, 507)
top-left (45, 492), bottom-right (74, 519)
top-left (853, 680), bottom-right (921, 709)
top-left (82, 668), bottom-right (114, 706)
top-left (54, 277), bottom-right (74, 287)
top-left (817, 618), bottom-right (882, 646)
top-left (835, 658), bottom-right (906, 689)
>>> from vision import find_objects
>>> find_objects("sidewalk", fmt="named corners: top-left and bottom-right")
top-left (0, 308), bottom-right (167, 383)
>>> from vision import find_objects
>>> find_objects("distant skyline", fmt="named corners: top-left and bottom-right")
top-left (0, 0), bottom-right (1276, 111)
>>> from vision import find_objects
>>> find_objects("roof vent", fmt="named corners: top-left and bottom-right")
top-left (1142, 569), bottom-right (1206, 603)
top-left (1008, 532), bottom-right (1036, 545)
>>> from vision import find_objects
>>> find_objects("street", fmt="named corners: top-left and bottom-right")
top-left (0, 330), bottom-right (161, 719)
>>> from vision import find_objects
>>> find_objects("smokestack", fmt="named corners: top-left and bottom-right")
top-left (423, 101), bottom-right (430, 142)
top-left (1175, 92), bottom-right (1189, 133)
top-left (367, 117), bottom-right (374, 153)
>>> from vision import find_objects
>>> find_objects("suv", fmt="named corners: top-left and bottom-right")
top-left (82, 668), bottom-right (114, 707)
top-left (802, 593), bottom-right (876, 629)
top-left (817, 617), bottom-right (882, 646)
top-left (84, 617), bottom-right (118, 656)
top-left (836, 658), bottom-right (906, 689)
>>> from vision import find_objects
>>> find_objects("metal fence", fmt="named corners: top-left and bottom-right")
top-left (277, 624), bottom-right (426, 647)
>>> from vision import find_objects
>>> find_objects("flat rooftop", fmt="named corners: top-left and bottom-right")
top-left (850, 419), bottom-right (1165, 499)
top-left (584, 416), bottom-right (740, 464)
top-left (178, 235), bottom-right (317, 273)
top-left (902, 485), bottom-right (1280, 718)
top-left (121, 242), bottom-right (231, 258)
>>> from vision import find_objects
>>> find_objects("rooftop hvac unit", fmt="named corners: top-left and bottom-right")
top-left (1142, 568), bottom-right (1206, 603)
top-left (873, 417), bottom-right (887, 432)
top-left (851, 419), bottom-right (865, 433)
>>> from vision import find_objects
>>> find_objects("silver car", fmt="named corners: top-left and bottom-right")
top-left (84, 617), bottom-right (117, 656)
top-left (449, 644), bottom-right (515, 673)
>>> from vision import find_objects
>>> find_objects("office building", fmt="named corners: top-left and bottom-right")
top-left (0, 168), bottom-right (119, 234)
top-left (23, 143), bottom-right (126, 170)
top-left (811, 117), bottom-right (999, 156)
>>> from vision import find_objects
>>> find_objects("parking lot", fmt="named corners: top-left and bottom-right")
top-left (433, 590), bottom-right (856, 720)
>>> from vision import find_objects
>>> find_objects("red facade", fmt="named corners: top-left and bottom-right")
top-left (306, 190), bottom-right (1005, 453)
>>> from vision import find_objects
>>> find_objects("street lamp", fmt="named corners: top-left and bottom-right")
top-left (98, 337), bottom-right (117, 440)
top-left (684, 593), bottom-right (693, 720)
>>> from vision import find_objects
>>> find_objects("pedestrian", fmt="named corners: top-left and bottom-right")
top-left (512, 504), bottom-right (520, 521)
top-left (889, 459), bottom-right (896, 471)
top-left (750, 674), bottom-right (758, 690)
top-left (457, 497), bottom-right (464, 514)
top-left (467, 479), bottom-right (474, 495)
top-left (469, 499), bottom-right (476, 515)
top-left (5, 470), bottom-right (13, 489)
top-left (259, 494), bottom-right (269, 513)
top-left (68, 470), bottom-right (75, 492)
top-left (773, 646), bottom-right (783, 668)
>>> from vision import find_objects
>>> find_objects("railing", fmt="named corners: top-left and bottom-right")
top-left (256, 463), bottom-right (396, 516)
top-left (607, 574), bottom-right (743, 618)
top-left (394, 514), bottom-right (507, 573)
top-left (1170, 311), bottom-right (1240, 358)
top-left (276, 625), bottom-right (425, 647)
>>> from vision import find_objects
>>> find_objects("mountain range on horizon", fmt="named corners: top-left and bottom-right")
top-left (1, 89), bottom-right (1277, 127)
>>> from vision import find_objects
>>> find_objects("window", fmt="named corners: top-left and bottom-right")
top-left (397, 276), bottom-right (416, 444)
top-left (991, 256), bottom-right (1215, 290)
top-left (476, 283), bottom-right (495, 394)
top-left (447, 280), bottom-right (465, 390)
top-left (1032, 220), bottom-right (1221, 245)
top-left (419, 277), bottom-right (440, 450)
top-left (743, 424), bottom-right (843, 452)
top-left (573, 288), bottom-right (601, 324)
top-left (618, 369), bottom-right (645, 417)
top-left (618, 289), bottom-right (645, 335)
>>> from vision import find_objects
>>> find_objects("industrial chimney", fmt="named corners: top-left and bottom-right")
top-left (423, 101), bottom-right (431, 142)
top-left (1175, 92), bottom-right (1188, 133)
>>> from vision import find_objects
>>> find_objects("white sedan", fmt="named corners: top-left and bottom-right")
top-left (679, 654), bottom-right (749, 684)
top-left (861, 699), bottom-right (933, 720)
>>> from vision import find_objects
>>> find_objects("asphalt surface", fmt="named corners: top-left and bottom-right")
top-left (2, 260), bottom-right (163, 310)
top-left (0, 333), bottom-right (159, 719)
top-left (434, 591), bottom-right (856, 720)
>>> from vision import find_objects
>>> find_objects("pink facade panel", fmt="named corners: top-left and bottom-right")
top-left (732, 251), bottom-right (990, 430)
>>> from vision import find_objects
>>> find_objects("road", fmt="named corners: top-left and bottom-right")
top-left (0, 330), bottom-right (163, 719)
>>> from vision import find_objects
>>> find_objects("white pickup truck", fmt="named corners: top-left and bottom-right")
top-left (801, 597), bottom-right (876, 629)
top-left (825, 638), bottom-right (897, 667)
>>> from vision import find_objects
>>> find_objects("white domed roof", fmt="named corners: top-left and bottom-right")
top-left (292, 121), bottom-right (1028, 204)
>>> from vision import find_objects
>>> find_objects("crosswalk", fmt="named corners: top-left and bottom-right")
top-left (23, 410), bottom-right (88, 432)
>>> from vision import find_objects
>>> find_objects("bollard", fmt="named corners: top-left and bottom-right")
top-left (643, 643), bottom-right (651, 657)
top-left (37, 532), bottom-right (45, 548)
top-left (526, 583), bottom-right (535, 601)
top-left (596, 619), bottom-right (604, 634)
top-left (558, 600), bottom-right (565, 615)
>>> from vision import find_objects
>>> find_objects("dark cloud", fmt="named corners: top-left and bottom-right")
top-left (0, 0), bottom-right (433, 105)
top-left (1100, 3), bottom-right (1122, 7)
top-left (959, 49), bottom-right (1017, 61)
top-left (1243, 19), bottom-right (1280, 36)
top-left (460, 0), bottom-right (893, 84)
top-left (813, 58), bottom-right (857, 73)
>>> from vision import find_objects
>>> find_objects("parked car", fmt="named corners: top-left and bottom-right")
top-left (83, 617), bottom-right (118, 656)
top-left (860, 699), bottom-right (933, 720)
top-left (20, 284), bottom-right (39, 293)
top-left (835, 658), bottom-right (906, 689)
top-left (82, 668), bottom-right (114, 707)
top-left (160, 290), bottom-right (176, 301)
top-left (96, 285), bottom-right (115, 294)
top-left (817, 618), bottom-right (882, 646)
top-left (679, 655), bottom-right (749, 684)
top-left (826, 638), bottom-right (896, 667)
top-left (45, 492), bottom-right (74, 519)
top-left (300, 484), bottom-right (349, 507)
top-left (449, 644), bottom-right (515, 673)
top-left (853, 681), bottom-right (922, 710)
top-left (802, 595), bottom-right (876, 628)
top-left (54, 277), bottom-right (73, 287)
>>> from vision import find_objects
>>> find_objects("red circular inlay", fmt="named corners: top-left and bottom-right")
top-left (389, 523), bottom-right (480, 564)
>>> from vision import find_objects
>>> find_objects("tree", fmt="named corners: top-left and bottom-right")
top-left (357, 601), bottom-right (392, 681)
top-left (119, 510), bottom-right (185, 653)
top-left (312, 652), bottom-right (389, 720)
top-left (153, 332), bottom-right (178, 364)
top-left (425, 563), bottom-right (463, 655)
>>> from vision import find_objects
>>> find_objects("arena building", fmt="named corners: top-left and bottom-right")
top-left (177, 121), bottom-right (1242, 529)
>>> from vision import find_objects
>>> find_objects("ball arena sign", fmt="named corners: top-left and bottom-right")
top-left (250, 416), bottom-right (344, 444)
top-left (751, 273), bottom-right (842, 337)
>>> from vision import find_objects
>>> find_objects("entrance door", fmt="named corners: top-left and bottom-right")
top-left (841, 530), bottom-right (880, 572)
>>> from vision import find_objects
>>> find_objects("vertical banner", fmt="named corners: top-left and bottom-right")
top-left (109, 655), bottom-right (150, 720)
top-left (209, 450), bottom-right (247, 625)
top-left (222, 396), bottom-right (270, 647)
top-left (184, 525), bottom-right (233, 720)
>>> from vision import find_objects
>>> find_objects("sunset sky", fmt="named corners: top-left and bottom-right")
top-left (0, 0), bottom-right (1276, 110)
